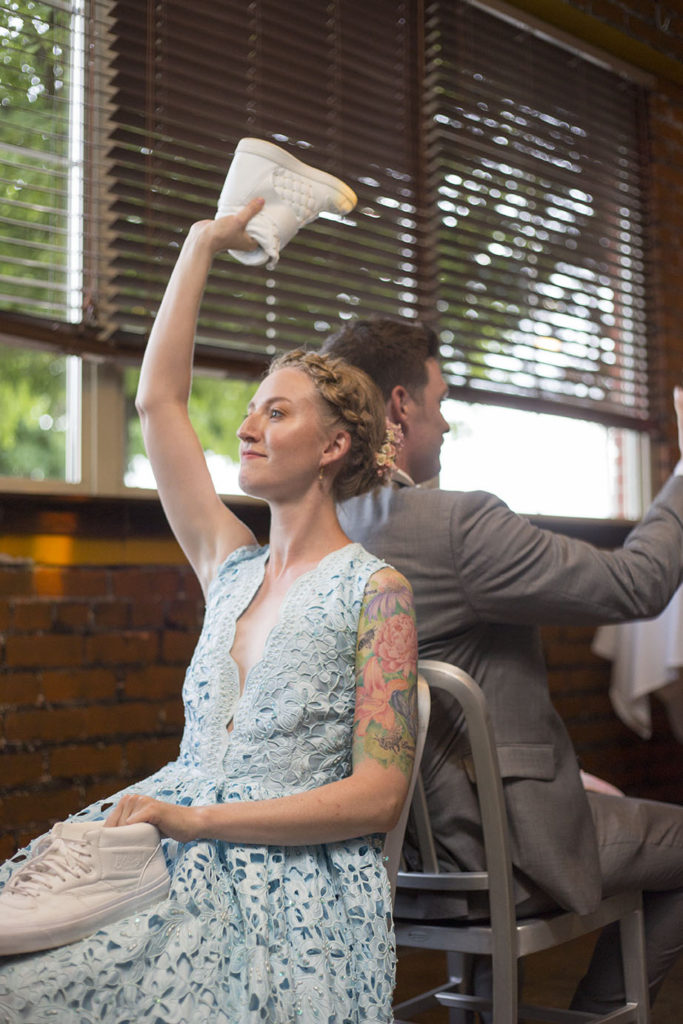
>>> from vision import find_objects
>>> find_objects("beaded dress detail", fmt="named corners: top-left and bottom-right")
top-left (0, 543), bottom-right (395, 1023)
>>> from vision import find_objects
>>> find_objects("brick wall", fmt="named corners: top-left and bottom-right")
top-left (543, 623), bottom-right (683, 805)
top-left (2, 542), bottom-right (681, 861)
top-left (0, 557), bottom-right (204, 859)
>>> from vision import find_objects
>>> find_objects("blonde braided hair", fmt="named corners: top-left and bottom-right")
top-left (268, 349), bottom-right (388, 501)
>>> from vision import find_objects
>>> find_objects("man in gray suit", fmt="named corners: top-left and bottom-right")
top-left (323, 317), bottom-right (683, 1013)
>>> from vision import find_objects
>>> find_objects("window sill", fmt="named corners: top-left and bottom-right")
top-left (0, 491), bottom-right (632, 556)
top-left (0, 490), bottom-right (271, 566)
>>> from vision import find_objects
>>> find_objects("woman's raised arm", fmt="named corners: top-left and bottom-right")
top-left (136, 199), bottom-right (264, 595)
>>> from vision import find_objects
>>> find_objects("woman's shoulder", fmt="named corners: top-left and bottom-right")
top-left (210, 542), bottom-right (267, 588)
top-left (332, 543), bottom-right (412, 604)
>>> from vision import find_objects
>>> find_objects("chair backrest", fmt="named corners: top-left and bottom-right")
top-left (383, 672), bottom-right (431, 899)
top-left (393, 661), bottom-right (651, 1023)
top-left (396, 660), bottom-right (517, 946)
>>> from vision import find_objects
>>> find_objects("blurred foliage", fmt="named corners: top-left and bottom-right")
top-left (0, 343), bottom-right (66, 478)
top-left (124, 368), bottom-right (258, 467)
top-left (0, 1), bottom-right (71, 480)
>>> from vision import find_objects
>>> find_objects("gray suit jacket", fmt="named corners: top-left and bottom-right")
top-left (340, 477), bottom-right (683, 916)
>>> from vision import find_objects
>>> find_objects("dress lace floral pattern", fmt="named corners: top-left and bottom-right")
top-left (0, 543), bottom-right (395, 1023)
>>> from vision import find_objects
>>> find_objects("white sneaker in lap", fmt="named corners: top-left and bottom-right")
top-left (216, 137), bottom-right (358, 268)
top-left (0, 820), bottom-right (170, 955)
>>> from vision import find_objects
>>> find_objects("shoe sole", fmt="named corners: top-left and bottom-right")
top-left (226, 137), bottom-right (358, 214)
top-left (0, 872), bottom-right (171, 956)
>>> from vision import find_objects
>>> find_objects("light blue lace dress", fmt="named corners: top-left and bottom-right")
top-left (0, 543), bottom-right (395, 1024)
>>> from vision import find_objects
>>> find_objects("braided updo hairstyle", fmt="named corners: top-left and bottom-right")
top-left (268, 349), bottom-right (387, 501)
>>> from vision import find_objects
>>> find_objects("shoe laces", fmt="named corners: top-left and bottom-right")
top-left (6, 830), bottom-right (95, 897)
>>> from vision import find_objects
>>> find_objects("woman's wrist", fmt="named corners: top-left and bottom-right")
top-left (185, 219), bottom-right (221, 256)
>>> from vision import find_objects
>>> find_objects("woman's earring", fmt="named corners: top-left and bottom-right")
top-left (318, 465), bottom-right (325, 486)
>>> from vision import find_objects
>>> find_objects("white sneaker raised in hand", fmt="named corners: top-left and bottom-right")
top-left (216, 137), bottom-right (358, 269)
top-left (0, 820), bottom-right (170, 955)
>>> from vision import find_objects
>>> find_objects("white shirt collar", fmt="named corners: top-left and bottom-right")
top-left (391, 467), bottom-right (416, 487)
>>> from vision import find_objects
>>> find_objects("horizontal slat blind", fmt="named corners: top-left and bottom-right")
top-left (0, 0), bottom-right (654, 432)
top-left (425, 1), bottom-right (651, 427)
top-left (104, 0), bottom-right (419, 366)
top-left (0, 0), bottom-right (74, 321)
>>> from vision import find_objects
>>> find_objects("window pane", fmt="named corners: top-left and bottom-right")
top-left (123, 369), bottom-right (258, 494)
top-left (0, 0), bottom-right (78, 321)
top-left (426, 1), bottom-right (650, 427)
top-left (0, 341), bottom-right (70, 480)
top-left (441, 399), bottom-right (645, 519)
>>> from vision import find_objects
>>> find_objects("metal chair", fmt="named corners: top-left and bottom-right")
top-left (393, 659), bottom-right (650, 1024)
top-left (384, 673), bottom-right (431, 900)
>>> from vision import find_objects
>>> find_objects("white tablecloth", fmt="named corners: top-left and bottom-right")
top-left (592, 585), bottom-right (683, 742)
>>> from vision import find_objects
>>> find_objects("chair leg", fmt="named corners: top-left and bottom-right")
top-left (446, 952), bottom-right (475, 1024)
top-left (491, 937), bottom-right (518, 1024)
top-left (619, 907), bottom-right (651, 1024)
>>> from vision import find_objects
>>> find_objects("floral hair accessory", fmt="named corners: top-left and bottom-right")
top-left (375, 420), bottom-right (404, 481)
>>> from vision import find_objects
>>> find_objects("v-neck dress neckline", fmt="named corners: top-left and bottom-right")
top-left (226, 542), bottom-right (355, 732)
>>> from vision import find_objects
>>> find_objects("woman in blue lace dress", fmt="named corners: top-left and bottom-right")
top-left (0, 199), bottom-right (418, 1023)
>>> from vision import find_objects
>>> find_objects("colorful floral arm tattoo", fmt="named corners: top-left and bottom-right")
top-left (353, 567), bottom-right (418, 779)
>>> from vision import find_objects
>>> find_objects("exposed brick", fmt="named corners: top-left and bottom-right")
top-left (125, 665), bottom-right (185, 700)
top-left (50, 743), bottom-right (124, 779)
top-left (129, 601), bottom-right (166, 629)
top-left (0, 600), bottom-right (10, 630)
top-left (158, 698), bottom-right (184, 729)
top-left (91, 600), bottom-right (131, 630)
top-left (0, 751), bottom-right (45, 787)
top-left (0, 786), bottom-right (82, 828)
top-left (84, 632), bottom-right (157, 666)
top-left (83, 702), bottom-right (161, 737)
top-left (0, 672), bottom-right (43, 706)
top-left (5, 707), bottom-right (89, 743)
top-left (83, 780), bottom-right (123, 807)
top-left (33, 566), bottom-right (110, 599)
top-left (42, 668), bottom-right (118, 703)
top-left (553, 692), bottom-right (611, 721)
top-left (181, 572), bottom-right (204, 602)
top-left (126, 737), bottom-right (180, 776)
top-left (5, 634), bottom-right (85, 669)
top-left (111, 567), bottom-right (185, 602)
top-left (165, 598), bottom-right (203, 630)
top-left (0, 564), bottom-right (35, 598)
top-left (0, 835), bottom-right (20, 861)
top-left (53, 601), bottom-right (92, 631)
top-left (11, 600), bottom-right (53, 631)
top-left (567, 716), bottom-right (627, 747)
top-left (161, 630), bottom-right (196, 665)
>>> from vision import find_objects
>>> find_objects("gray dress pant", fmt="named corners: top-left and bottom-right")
top-left (570, 791), bottom-right (683, 1012)
top-left (471, 791), bottom-right (683, 1014)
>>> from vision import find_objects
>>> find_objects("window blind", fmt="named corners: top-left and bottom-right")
top-left (0, 0), bottom-right (75, 322)
top-left (103, 0), bottom-right (419, 369)
top-left (0, 0), bottom-right (654, 432)
top-left (424, 0), bottom-right (651, 428)
top-left (0, 0), bottom-right (418, 368)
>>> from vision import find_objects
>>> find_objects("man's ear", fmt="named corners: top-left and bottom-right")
top-left (388, 385), bottom-right (411, 429)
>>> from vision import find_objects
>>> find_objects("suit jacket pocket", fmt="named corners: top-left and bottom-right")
top-left (463, 743), bottom-right (556, 783)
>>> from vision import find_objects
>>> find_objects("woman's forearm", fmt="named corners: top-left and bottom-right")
top-left (106, 764), bottom-right (406, 846)
top-left (136, 201), bottom-right (263, 414)
top-left (198, 773), bottom-right (404, 844)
